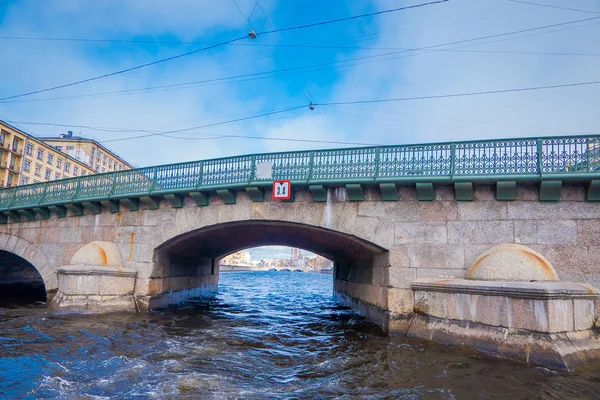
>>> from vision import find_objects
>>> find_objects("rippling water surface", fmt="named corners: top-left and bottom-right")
top-left (1, 271), bottom-right (600, 399)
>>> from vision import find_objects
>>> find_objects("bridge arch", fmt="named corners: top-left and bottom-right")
top-left (144, 219), bottom-right (390, 314)
top-left (0, 233), bottom-right (56, 300)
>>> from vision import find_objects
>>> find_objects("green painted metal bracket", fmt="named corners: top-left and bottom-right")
top-left (282, 188), bottom-right (296, 203)
top-left (379, 183), bottom-right (398, 201)
top-left (496, 181), bottom-right (517, 201)
top-left (17, 209), bottom-right (36, 221)
top-left (245, 186), bottom-right (265, 202)
top-left (345, 184), bottom-right (364, 201)
top-left (454, 182), bottom-right (473, 201)
top-left (65, 203), bottom-right (84, 216)
top-left (100, 200), bottom-right (120, 213)
top-left (49, 205), bottom-right (67, 218)
top-left (120, 198), bottom-right (139, 212)
top-left (164, 194), bottom-right (184, 208)
top-left (309, 185), bottom-right (327, 202)
top-left (189, 191), bottom-right (209, 207)
top-left (416, 183), bottom-right (435, 201)
top-left (0, 214), bottom-right (7, 224)
top-left (3, 211), bottom-right (20, 222)
top-left (82, 201), bottom-right (102, 214)
top-left (216, 189), bottom-right (236, 205)
top-left (33, 207), bottom-right (51, 219)
top-left (539, 180), bottom-right (562, 202)
top-left (587, 180), bottom-right (600, 201)
top-left (140, 196), bottom-right (160, 210)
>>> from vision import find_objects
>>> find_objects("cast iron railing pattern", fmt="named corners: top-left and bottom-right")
top-left (0, 135), bottom-right (599, 211)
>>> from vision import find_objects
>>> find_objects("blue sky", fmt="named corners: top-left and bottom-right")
top-left (0, 0), bottom-right (599, 171)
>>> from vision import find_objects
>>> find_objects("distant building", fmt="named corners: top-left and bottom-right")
top-left (0, 120), bottom-right (134, 188)
top-left (220, 250), bottom-right (252, 266)
top-left (38, 131), bottom-right (133, 174)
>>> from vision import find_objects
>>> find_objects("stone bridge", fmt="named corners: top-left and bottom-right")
top-left (1, 135), bottom-right (600, 369)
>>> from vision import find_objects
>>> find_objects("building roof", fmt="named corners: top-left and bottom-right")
top-left (35, 135), bottom-right (134, 168)
top-left (0, 120), bottom-right (97, 171)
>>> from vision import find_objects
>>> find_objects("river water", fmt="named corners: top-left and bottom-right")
top-left (1, 271), bottom-right (600, 399)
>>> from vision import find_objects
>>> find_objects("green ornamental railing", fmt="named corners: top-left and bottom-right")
top-left (1, 134), bottom-right (599, 213)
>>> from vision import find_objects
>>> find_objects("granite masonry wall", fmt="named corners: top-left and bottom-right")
top-left (0, 183), bottom-right (599, 330)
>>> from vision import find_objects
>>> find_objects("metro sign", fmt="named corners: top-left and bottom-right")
top-left (272, 180), bottom-right (291, 200)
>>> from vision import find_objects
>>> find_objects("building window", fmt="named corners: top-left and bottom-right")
top-left (47, 153), bottom-right (54, 164)
top-left (45, 169), bottom-right (51, 179)
top-left (73, 166), bottom-right (79, 175)
top-left (20, 177), bottom-right (29, 185)
top-left (23, 160), bottom-right (31, 171)
top-left (25, 143), bottom-right (33, 155)
top-left (108, 160), bottom-right (113, 168)
top-left (81, 170), bottom-right (86, 176)
top-left (57, 159), bottom-right (62, 169)
top-left (102, 155), bottom-right (107, 165)
top-left (54, 172), bottom-right (61, 180)
top-left (101, 167), bottom-right (105, 172)
top-left (0, 131), bottom-right (4, 146)
top-left (37, 149), bottom-right (43, 160)
top-left (55, 146), bottom-right (62, 151)
top-left (65, 162), bottom-right (70, 172)
top-left (34, 165), bottom-right (41, 176)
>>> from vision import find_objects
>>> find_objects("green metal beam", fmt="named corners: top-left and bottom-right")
top-left (539, 180), bottom-right (562, 202)
top-left (164, 194), bottom-right (184, 208)
top-left (309, 185), bottom-right (327, 202)
top-left (65, 203), bottom-right (84, 216)
top-left (454, 182), bottom-right (473, 201)
top-left (189, 191), bottom-right (209, 206)
top-left (496, 181), bottom-right (517, 201)
top-left (379, 183), bottom-right (398, 201)
top-left (587, 180), bottom-right (600, 202)
top-left (416, 183), bottom-right (435, 201)
top-left (33, 207), bottom-right (51, 219)
top-left (120, 198), bottom-right (139, 212)
top-left (100, 200), bottom-right (120, 213)
top-left (82, 201), bottom-right (102, 214)
top-left (346, 184), bottom-right (364, 201)
top-left (245, 187), bottom-right (265, 202)
top-left (17, 209), bottom-right (35, 221)
top-left (216, 189), bottom-right (236, 205)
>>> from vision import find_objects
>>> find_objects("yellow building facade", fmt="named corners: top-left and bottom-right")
top-left (0, 121), bottom-right (131, 188)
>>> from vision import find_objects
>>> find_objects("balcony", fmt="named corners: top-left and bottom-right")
top-left (0, 162), bottom-right (6, 169)
top-left (8, 164), bottom-right (20, 173)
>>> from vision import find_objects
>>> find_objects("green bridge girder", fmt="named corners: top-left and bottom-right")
top-left (1, 134), bottom-right (600, 222)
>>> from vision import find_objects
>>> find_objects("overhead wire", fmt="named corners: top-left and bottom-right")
top-left (317, 79), bottom-right (600, 106)
top-left (3, 15), bottom-right (599, 105)
top-left (0, 0), bottom-right (449, 102)
top-left (507, 0), bottom-right (600, 14)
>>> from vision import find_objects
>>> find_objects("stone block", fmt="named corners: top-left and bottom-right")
top-left (530, 245), bottom-right (590, 274)
top-left (388, 288), bottom-right (413, 314)
top-left (578, 220), bottom-right (600, 246)
top-left (394, 222), bottom-right (447, 245)
top-left (573, 299), bottom-right (595, 331)
top-left (448, 221), bottom-right (514, 245)
top-left (473, 185), bottom-right (495, 201)
top-left (516, 184), bottom-right (539, 201)
top-left (406, 245), bottom-right (464, 269)
top-left (509, 299), bottom-right (574, 333)
top-left (536, 220), bottom-right (577, 245)
top-left (98, 275), bottom-right (136, 296)
top-left (560, 185), bottom-right (585, 202)
top-left (389, 246), bottom-right (409, 269)
top-left (457, 201), bottom-right (507, 221)
top-left (416, 268), bottom-right (465, 279)
top-left (507, 202), bottom-right (600, 221)
top-left (414, 290), bottom-right (448, 318)
top-left (388, 267), bottom-right (417, 289)
top-left (547, 299), bottom-right (574, 333)
top-left (514, 220), bottom-right (537, 245)
top-left (417, 201), bottom-right (457, 221)
top-left (357, 202), bottom-right (418, 221)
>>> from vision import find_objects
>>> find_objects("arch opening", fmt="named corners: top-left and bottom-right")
top-left (145, 220), bottom-right (389, 312)
top-left (218, 245), bottom-right (334, 273)
top-left (0, 250), bottom-right (46, 306)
